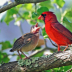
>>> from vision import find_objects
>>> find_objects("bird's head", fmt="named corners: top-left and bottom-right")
top-left (38, 11), bottom-right (57, 23)
top-left (31, 23), bottom-right (41, 35)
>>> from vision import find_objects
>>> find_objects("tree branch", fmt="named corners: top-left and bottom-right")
top-left (0, 50), bottom-right (72, 72)
top-left (0, 0), bottom-right (46, 13)
top-left (0, 2), bottom-right (18, 13)
top-left (66, 68), bottom-right (72, 72)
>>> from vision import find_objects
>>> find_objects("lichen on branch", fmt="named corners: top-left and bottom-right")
top-left (0, 50), bottom-right (72, 72)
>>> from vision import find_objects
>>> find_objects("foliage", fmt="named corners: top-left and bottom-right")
top-left (0, 0), bottom-right (72, 71)
top-left (0, 51), bottom-right (10, 64)
top-left (0, 41), bottom-right (12, 50)
top-left (45, 65), bottom-right (72, 72)
top-left (54, 0), bottom-right (65, 8)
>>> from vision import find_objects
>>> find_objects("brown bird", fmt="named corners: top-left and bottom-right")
top-left (10, 23), bottom-right (40, 59)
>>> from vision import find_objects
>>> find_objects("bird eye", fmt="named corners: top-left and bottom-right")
top-left (41, 14), bottom-right (46, 17)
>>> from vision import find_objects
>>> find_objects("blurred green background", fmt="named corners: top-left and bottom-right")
top-left (0, 0), bottom-right (72, 72)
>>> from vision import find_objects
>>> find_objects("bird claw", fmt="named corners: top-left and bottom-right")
top-left (23, 57), bottom-right (30, 60)
top-left (57, 51), bottom-right (62, 53)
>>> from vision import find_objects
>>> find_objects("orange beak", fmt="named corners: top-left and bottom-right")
top-left (38, 15), bottom-right (44, 20)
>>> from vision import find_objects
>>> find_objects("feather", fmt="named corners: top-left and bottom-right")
top-left (51, 22), bottom-right (72, 40)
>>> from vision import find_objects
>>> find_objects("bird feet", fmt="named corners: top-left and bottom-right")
top-left (24, 57), bottom-right (30, 60)
top-left (57, 51), bottom-right (62, 53)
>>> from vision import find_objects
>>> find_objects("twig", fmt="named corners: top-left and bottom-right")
top-left (29, 47), bottom-right (47, 57)
top-left (13, 14), bottom-right (24, 35)
top-left (0, 2), bottom-right (18, 13)
top-left (19, 23), bottom-right (24, 35)
top-left (49, 38), bottom-right (58, 47)
top-left (17, 11), bottom-right (25, 19)
top-left (2, 45), bottom-right (66, 59)
top-left (34, 3), bottom-right (36, 13)
top-left (0, 0), bottom-right (46, 13)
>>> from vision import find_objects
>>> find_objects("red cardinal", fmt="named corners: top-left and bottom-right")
top-left (38, 11), bottom-right (72, 51)
top-left (10, 23), bottom-right (40, 59)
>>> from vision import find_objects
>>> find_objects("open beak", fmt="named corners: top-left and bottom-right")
top-left (36, 27), bottom-right (41, 32)
top-left (38, 15), bottom-right (44, 20)
top-left (31, 23), bottom-right (41, 33)
top-left (37, 27), bottom-right (41, 29)
top-left (35, 23), bottom-right (38, 27)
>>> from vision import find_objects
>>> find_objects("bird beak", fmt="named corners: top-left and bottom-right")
top-left (35, 23), bottom-right (38, 27)
top-left (37, 27), bottom-right (41, 29)
top-left (38, 15), bottom-right (44, 20)
top-left (36, 27), bottom-right (41, 32)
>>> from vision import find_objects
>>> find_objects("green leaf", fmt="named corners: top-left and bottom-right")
top-left (16, 17), bottom-right (22, 22)
top-left (42, 27), bottom-right (48, 39)
top-left (0, 13), bottom-right (6, 22)
top-left (7, 7), bottom-right (18, 15)
top-left (34, 47), bottom-right (41, 50)
top-left (4, 16), bottom-right (13, 25)
top-left (0, 41), bottom-right (12, 50)
top-left (37, 7), bottom-right (49, 15)
top-left (17, 54), bottom-right (25, 60)
top-left (4, 7), bottom-right (17, 25)
top-left (65, 9), bottom-right (72, 18)
top-left (13, 38), bottom-right (17, 42)
top-left (63, 65), bottom-right (72, 72)
top-left (32, 12), bottom-right (38, 19)
top-left (23, 11), bottom-right (29, 19)
top-left (39, 0), bottom-right (53, 9)
top-left (16, 4), bottom-right (23, 9)
top-left (0, 51), bottom-right (10, 64)
top-left (44, 35), bottom-right (48, 39)
top-left (63, 17), bottom-right (72, 32)
top-left (31, 12), bottom-right (39, 21)
top-left (3, 56), bottom-right (10, 63)
top-left (32, 51), bottom-right (44, 57)
top-left (37, 19), bottom-right (44, 23)
top-left (45, 69), bottom-right (52, 72)
top-left (54, 0), bottom-right (65, 8)
top-left (30, 20), bottom-right (36, 25)
top-left (63, 17), bottom-right (72, 25)
top-left (24, 4), bottom-right (32, 10)
top-left (47, 65), bottom-right (72, 72)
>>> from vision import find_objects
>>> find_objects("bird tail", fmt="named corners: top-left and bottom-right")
top-left (10, 49), bottom-right (14, 52)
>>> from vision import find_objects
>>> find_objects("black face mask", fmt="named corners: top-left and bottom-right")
top-left (41, 14), bottom-right (46, 23)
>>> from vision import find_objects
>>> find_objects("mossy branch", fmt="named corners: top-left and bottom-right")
top-left (0, 0), bottom-right (46, 13)
top-left (0, 50), bottom-right (72, 72)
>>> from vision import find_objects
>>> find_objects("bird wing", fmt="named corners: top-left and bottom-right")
top-left (12, 33), bottom-right (34, 50)
top-left (51, 22), bottom-right (72, 40)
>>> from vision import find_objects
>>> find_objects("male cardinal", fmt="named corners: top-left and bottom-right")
top-left (10, 23), bottom-right (40, 59)
top-left (38, 11), bottom-right (72, 51)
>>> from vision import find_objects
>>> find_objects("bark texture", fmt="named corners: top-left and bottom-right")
top-left (0, 0), bottom-right (46, 13)
top-left (0, 50), bottom-right (72, 72)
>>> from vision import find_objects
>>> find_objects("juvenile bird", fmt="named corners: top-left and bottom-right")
top-left (38, 11), bottom-right (72, 51)
top-left (10, 23), bottom-right (40, 59)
